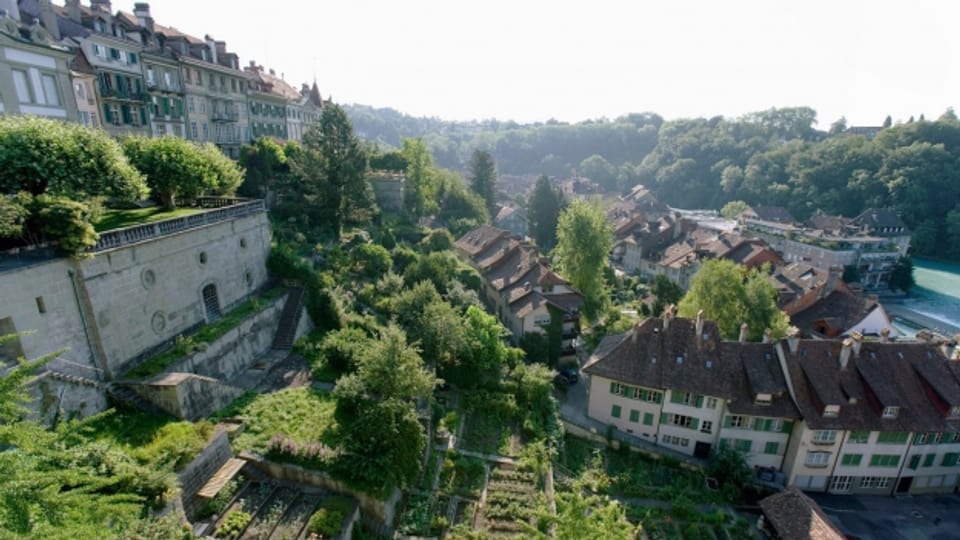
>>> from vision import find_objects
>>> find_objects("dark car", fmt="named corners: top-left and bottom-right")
top-left (556, 367), bottom-right (579, 385)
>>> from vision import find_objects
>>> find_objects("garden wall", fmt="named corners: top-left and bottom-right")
top-left (239, 452), bottom-right (400, 535)
top-left (134, 373), bottom-right (245, 420)
top-left (562, 419), bottom-right (703, 471)
top-left (178, 429), bottom-right (234, 520)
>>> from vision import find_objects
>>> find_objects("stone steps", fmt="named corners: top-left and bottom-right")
top-left (106, 383), bottom-right (171, 418)
top-left (272, 286), bottom-right (305, 350)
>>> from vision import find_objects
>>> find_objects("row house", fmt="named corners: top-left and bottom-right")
top-left (286, 82), bottom-right (324, 143)
top-left (0, 2), bottom-right (78, 121)
top-left (455, 225), bottom-right (582, 360)
top-left (582, 311), bottom-right (960, 495)
top-left (245, 61), bottom-right (294, 141)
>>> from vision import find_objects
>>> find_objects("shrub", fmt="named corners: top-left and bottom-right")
top-left (307, 507), bottom-right (344, 538)
top-left (31, 194), bottom-right (102, 255)
top-left (265, 434), bottom-right (335, 470)
top-left (420, 228), bottom-right (454, 253)
top-left (214, 510), bottom-right (251, 538)
top-left (350, 243), bottom-right (392, 278)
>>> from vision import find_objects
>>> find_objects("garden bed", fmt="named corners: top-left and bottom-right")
top-left (475, 464), bottom-right (546, 536)
top-left (240, 486), bottom-right (299, 540)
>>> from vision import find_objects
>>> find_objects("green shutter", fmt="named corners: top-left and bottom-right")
top-left (909, 455), bottom-right (921, 470)
top-left (764, 442), bottom-right (779, 455)
top-left (103, 103), bottom-right (111, 122)
top-left (781, 420), bottom-right (794, 433)
top-left (611, 405), bottom-right (621, 419)
top-left (695, 395), bottom-right (704, 408)
top-left (139, 108), bottom-right (147, 126)
top-left (670, 392), bottom-right (684, 404)
top-left (690, 418), bottom-right (699, 431)
top-left (120, 104), bottom-right (131, 124)
top-left (660, 413), bottom-right (669, 424)
top-left (923, 453), bottom-right (936, 467)
top-left (609, 382), bottom-right (617, 394)
top-left (629, 410), bottom-right (639, 423)
top-left (723, 416), bottom-right (733, 428)
top-left (643, 412), bottom-right (654, 426)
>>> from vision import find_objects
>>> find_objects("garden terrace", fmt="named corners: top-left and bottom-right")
top-left (92, 197), bottom-right (265, 252)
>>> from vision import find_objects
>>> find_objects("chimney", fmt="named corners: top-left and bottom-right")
top-left (269, 68), bottom-right (275, 76)
top-left (850, 331), bottom-right (863, 357)
top-left (839, 339), bottom-right (853, 370)
top-left (205, 35), bottom-right (218, 64)
top-left (0, 0), bottom-right (19, 22)
top-left (880, 327), bottom-right (891, 343)
top-left (39, 0), bottom-right (59, 40)
top-left (662, 304), bottom-right (674, 332)
top-left (133, 3), bottom-right (153, 30)
top-left (91, 0), bottom-right (111, 14)
top-left (762, 328), bottom-right (773, 344)
top-left (65, 0), bottom-right (81, 22)
top-left (739, 323), bottom-right (749, 344)
top-left (786, 326), bottom-right (801, 354)
top-left (820, 266), bottom-right (841, 299)
top-left (941, 341), bottom-right (953, 360)
top-left (695, 310), bottom-right (704, 338)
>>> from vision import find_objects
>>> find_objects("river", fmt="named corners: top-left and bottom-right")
top-left (888, 258), bottom-right (960, 338)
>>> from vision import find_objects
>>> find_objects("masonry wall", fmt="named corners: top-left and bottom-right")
top-left (78, 211), bottom-right (271, 376)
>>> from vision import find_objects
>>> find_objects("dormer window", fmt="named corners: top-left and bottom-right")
top-left (823, 404), bottom-right (840, 418)
top-left (755, 393), bottom-right (772, 405)
top-left (949, 406), bottom-right (960, 418)
top-left (882, 406), bottom-right (899, 419)
top-left (812, 430), bottom-right (837, 444)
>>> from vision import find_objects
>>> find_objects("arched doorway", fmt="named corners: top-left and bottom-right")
top-left (202, 283), bottom-right (222, 322)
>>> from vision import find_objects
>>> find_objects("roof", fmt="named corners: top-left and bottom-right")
top-left (790, 286), bottom-right (868, 338)
top-left (844, 304), bottom-right (900, 338)
top-left (245, 64), bottom-right (301, 101)
top-left (153, 23), bottom-right (204, 45)
top-left (806, 211), bottom-right (848, 234)
top-left (724, 343), bottom-right (801, 418)
top-left (771, 263), bottom-right (826, 299)
top-left (747, 205), bottom-right (796, 224)
top-left (758, 487), bottom-right (845, 540)
top-left (852, 208), bottom-right (907, 232)
top-left (455, 225), bottom-right (510, 258)
top-left (494, 205), bottom-right (525, 223)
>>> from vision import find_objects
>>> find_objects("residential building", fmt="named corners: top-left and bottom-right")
top-left (69, 52), bottom-right (100, 128)
top-left (155, 26), bottom-right (247, 156)
top-left (286, 81), bottom-right (324, 143)
top-left (0, 1), bottom-right (78, 121)
top-left (139, 8), bottom-right (185, 140)
top-left (493, 203), bottom-right (527, 238)
top-left (455, 225), bottom-right (582, 360)
top-left (245, 61), bottom-right (294, 141)
top-left (582, 311), bottom-right (960, 495)
top-left (758, 487), bottom-right (845, 540)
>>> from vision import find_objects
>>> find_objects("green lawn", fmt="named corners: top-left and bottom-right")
top-left (95, 207), bottom-right (202, 232)
top-left (217, 387), bottom-right (339, 453)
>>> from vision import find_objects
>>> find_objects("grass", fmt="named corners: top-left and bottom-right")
top-left (124, 287), bottom-right (285, 379)
top-left (95, 206), bottom-right (202, 232)
top-left (69, 409), bottom-right (214, 471)
top-left (216, 387), bottom-right (338, 454)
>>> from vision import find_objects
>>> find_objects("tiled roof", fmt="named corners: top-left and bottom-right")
top-left (455, 225), bottom-right (509, 258)
top-left (748, 205), bottom-right (796, 224)
top-left (853, 208), bottom-right (907, 231)
top-left (758, 487), bottom-right (845, 540)
top-left (726, 342), bottom-right (800, 418)
top-left (790, 286), bottom-right (867, 337)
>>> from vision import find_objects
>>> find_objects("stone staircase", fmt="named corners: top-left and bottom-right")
top-left (105, 382), bottom-right (171, 418)
top-left (272, 286), bottom-right (306, 350)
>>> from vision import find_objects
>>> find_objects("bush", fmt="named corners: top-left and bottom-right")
top-left (307, 506), bottom-right (345, 538)
top-left (214, 510), bottom-right (251, 538)
top-left (420, 228), bottom-right (454, 253)
top-left (32, 194), bottom-right (102, 255)
top-left (351, 243), bottom-right (392, 278)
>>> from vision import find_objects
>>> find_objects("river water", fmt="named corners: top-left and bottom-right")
top-left (891, 258), bottom-right (960, 337)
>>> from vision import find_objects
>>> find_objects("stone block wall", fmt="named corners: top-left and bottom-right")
top-left (177, 430), bottom-right (234, 520)
top-left (135, 373), bottom-right (246, 421)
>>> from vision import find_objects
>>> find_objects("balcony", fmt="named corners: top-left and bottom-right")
top-left (101, 88), bottom-right (151, 102)
top-left (211, 109), bottom-right (239, 122)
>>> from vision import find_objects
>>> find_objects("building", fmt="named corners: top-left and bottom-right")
top-left (455, 225), bottom-right (582, 360)
top-left (286, 81), bottom-right (324, 143)
top-left (758, 487), bottom-right (845, 540)
top-left (581, 311), bottom-right (960, 495)
top-left (69, 50), bottom-right (100, 127)
top-left (367, 172), bottom-right (404, 213)
top-left (245, 61), bottom-right (294, 141)
top-left (493, 203), bottom-right (527, 238)
top-left (137, 4), bottom-right (185, 140)
top-left (0, 1), bottom-right (78, 121)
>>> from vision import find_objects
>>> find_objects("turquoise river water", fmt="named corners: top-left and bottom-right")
top-left (891, 258), bottom-right (960, 337)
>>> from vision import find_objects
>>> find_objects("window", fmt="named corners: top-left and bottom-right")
top-left (74, 82), bottom-right (86, 99)
top-left (914, 433), bottom-right (930, 445)
top-left (12, 70), bottom-right (32, 103)
top-left (876, 432), bottom-right (909, 445)
top-left (849, 431), bottom-right (870, 444)
top-left (949, 406), bottom-right (960, 418)
top-left (191, 122), bottom-right (198, 139)
top-left (725, 415), bottom-right (747, 428)
top-left (754, 418), bottom-right (783, 432)
top-left (35, 297), bottom-right (46, 314)
top-left (908, 455), bottom-right (921, 470)
top-left (200, 99), bottom-right (207, 114)
top-left (610, 382), bottom-right (623, 395)
top-left (806, 451), bottom-right (831, 467)
top-left (840, 453), bottom-right (862, 466)
top-left (705, 397), bottom-right (718, 409)
top-left (764, 442), bottom-right (780, 455)
top-left (643, 412), bottom-right (654, 426)
top-left (629, 410), bottom-right (640, 423)
top-left (93, 43), bottom-right (107, 58)
top-left (882, 406), bottom-right (899, 419)
top-left (202, 123), bottom-right (208, 140)
top-left (859, 476), bottom-right (890, 489)
top-left (662, 435), bottom-right (689, 447)
top-left (869, 454), bottom-right (900, 467)
top-left (700, 420), bottom-right (713, 434)
top-left (109, 48), bottom-right (120, 60)
top-left (146, 67), bottom-right (155, 85)
top-left (40, 75), bottom-right (59, 106)
top-left (942, 453), bottom-right (960, 467)
top-left (633, 387), bottom-right (662, 404)
top-left (823, 404), bottom-right (840, 417)
top-left (812, 430), bottom-right (837, 444)
top-left (611, 405), bottom-right (621, 419)
top-left (663, 413), bottom-right (698, 430)
top-left (164, 71), bottom-right (172, 87)
top-left (188, 97), bottom-right (195, 113)
top-left (730, 439), bottom-right (752, 452)
top-left (128, 52), bottom-right (138, 64)
top-left (923, 453), bottom-right (936, 468)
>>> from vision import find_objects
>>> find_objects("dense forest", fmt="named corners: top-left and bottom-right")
top-left (344, 105), bottom-right (960, 260)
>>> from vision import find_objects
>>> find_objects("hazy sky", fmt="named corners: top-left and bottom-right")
top-left (126, 0), bottom-right (956, 126)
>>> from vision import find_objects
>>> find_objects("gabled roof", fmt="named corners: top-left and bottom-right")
top-left (746, 205), bottom-right (796, 224)
top-left (758, 487), bottom-right (845, 540)
top-left (852, 208), bottom-right (907, 231)
top-left (726, 342), bottom-right (800, 418)
top-left (455, 225), bottom-right (510, 258)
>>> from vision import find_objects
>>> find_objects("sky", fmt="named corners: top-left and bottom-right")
top-left (123, 0), bottom-right (957, 127)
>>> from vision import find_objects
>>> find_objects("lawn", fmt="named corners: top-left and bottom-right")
top-left (95, 206), bottom-right (203, 232)
top-left (216, 387), bottom-right (338, 454)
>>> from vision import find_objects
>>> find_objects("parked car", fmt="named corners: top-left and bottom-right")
top-left (555, 367), bottom-right (579, 385)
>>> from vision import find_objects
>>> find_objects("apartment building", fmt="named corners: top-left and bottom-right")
top-left (456, 225), bottom-right (582, 360)
top-left (69, 52), bottom-right (100, 128)
top-left (0, 1), bottom-right (78, 121)
top-left (245, 61), bottom-right (295, 141)
top-left (582, 312), bottom-right (960, 495)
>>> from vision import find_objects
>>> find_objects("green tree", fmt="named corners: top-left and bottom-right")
top-left (650, 274), bottom-right (683, 316)
top-left (554, 199), bottom-right (613, 321)
top-left (720, 199), bottom-right (749, 220)
top-left (469, 149), bottom-right (497, 215)
top-left (401, 138), bottom-right (438, 217)
top-left (350, 243), bottom-right (392, 278)
top-left (527, 175), bottom-right (567, 251)
top-left (237, 136), bottom-right (289, 198)
top-left (887, 256), bottom-right (915, 293)
top-left (122, 136), bottom-right (242, 210)
top-left (0, 116), bottom-right (147, 203)
top-left (706, 445), bottom-right (753, 500)
top-left (678, 259), bottom-right (789, 341)
top-left (0, 193), bottom-right (30, 238)
top-left (435, 170), bottom-right (488, 235)
top-left (289, 105), bottom-right (371, 236)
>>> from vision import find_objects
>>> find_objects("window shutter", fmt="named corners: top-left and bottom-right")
top-left (609, 382), bottom-right (617, 394)
top-left (670, 392), bottom-right (684, 404)
top-left (139, 108), bottom-right (147, 126)
top-left (660, 413), bottom-right (669, 424)
top-left (691, 418), bottom-right (699, 430)
top-left (120, 104), bottom-right (131, 124)
top-left (909, 455), bottom-right (920, 470)
top-left (723, 416), bottom-right (733, 428)
top-left (103, 103), bottom-right (111, 122)
top-left (781, 420), bottom-right (793, 433)
top-left (695, 395), bottom-right (704, 408)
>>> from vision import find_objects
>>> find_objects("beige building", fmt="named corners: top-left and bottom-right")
top-left (0, 2), bottom-right (78, 121)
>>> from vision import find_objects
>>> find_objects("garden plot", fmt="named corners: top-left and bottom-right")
top-left (239, 486), bottom-right (299, 540)
top-left (474, 464), bottom-right (547, 537)
top-left (396, 492), bottom-right (448, 537)
top-left (266, 493), bottom-right (323, 540)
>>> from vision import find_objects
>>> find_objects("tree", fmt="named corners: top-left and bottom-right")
top-left (401, 138), bottom-right (438, 217)
top-left (650, 274), bottom-right (683, 316)
top-left (0, 116), bottom-right (147, 203)
top-left (469, 149), bottom-right (497, 215)
top-left (122, 136), bottom-right (242, 210)
top-left (435, 170), bottom-right (488, 235)
top-left (289, 105), bottom-right (371, 235)
top-left (706, 445), bottom-right (753, 500)
top-left (720, 200), bottom-right (749, 220)
top-left (882, 115), bottom-right (893, 129)
top-left (887, 256), bottom-right (915, 293)
top-left (678, 259), bottom-right (789, 341)
top-left (350, 243), bottom-right (392, 278)
top-left (237, 137), bottom-right (289, 198)
top-left (828, 116), bottom-right (847, 135)
top-left (554, 199), bottom-right (613, 321)
top-left (528, 175), bottom-right (567, 251)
